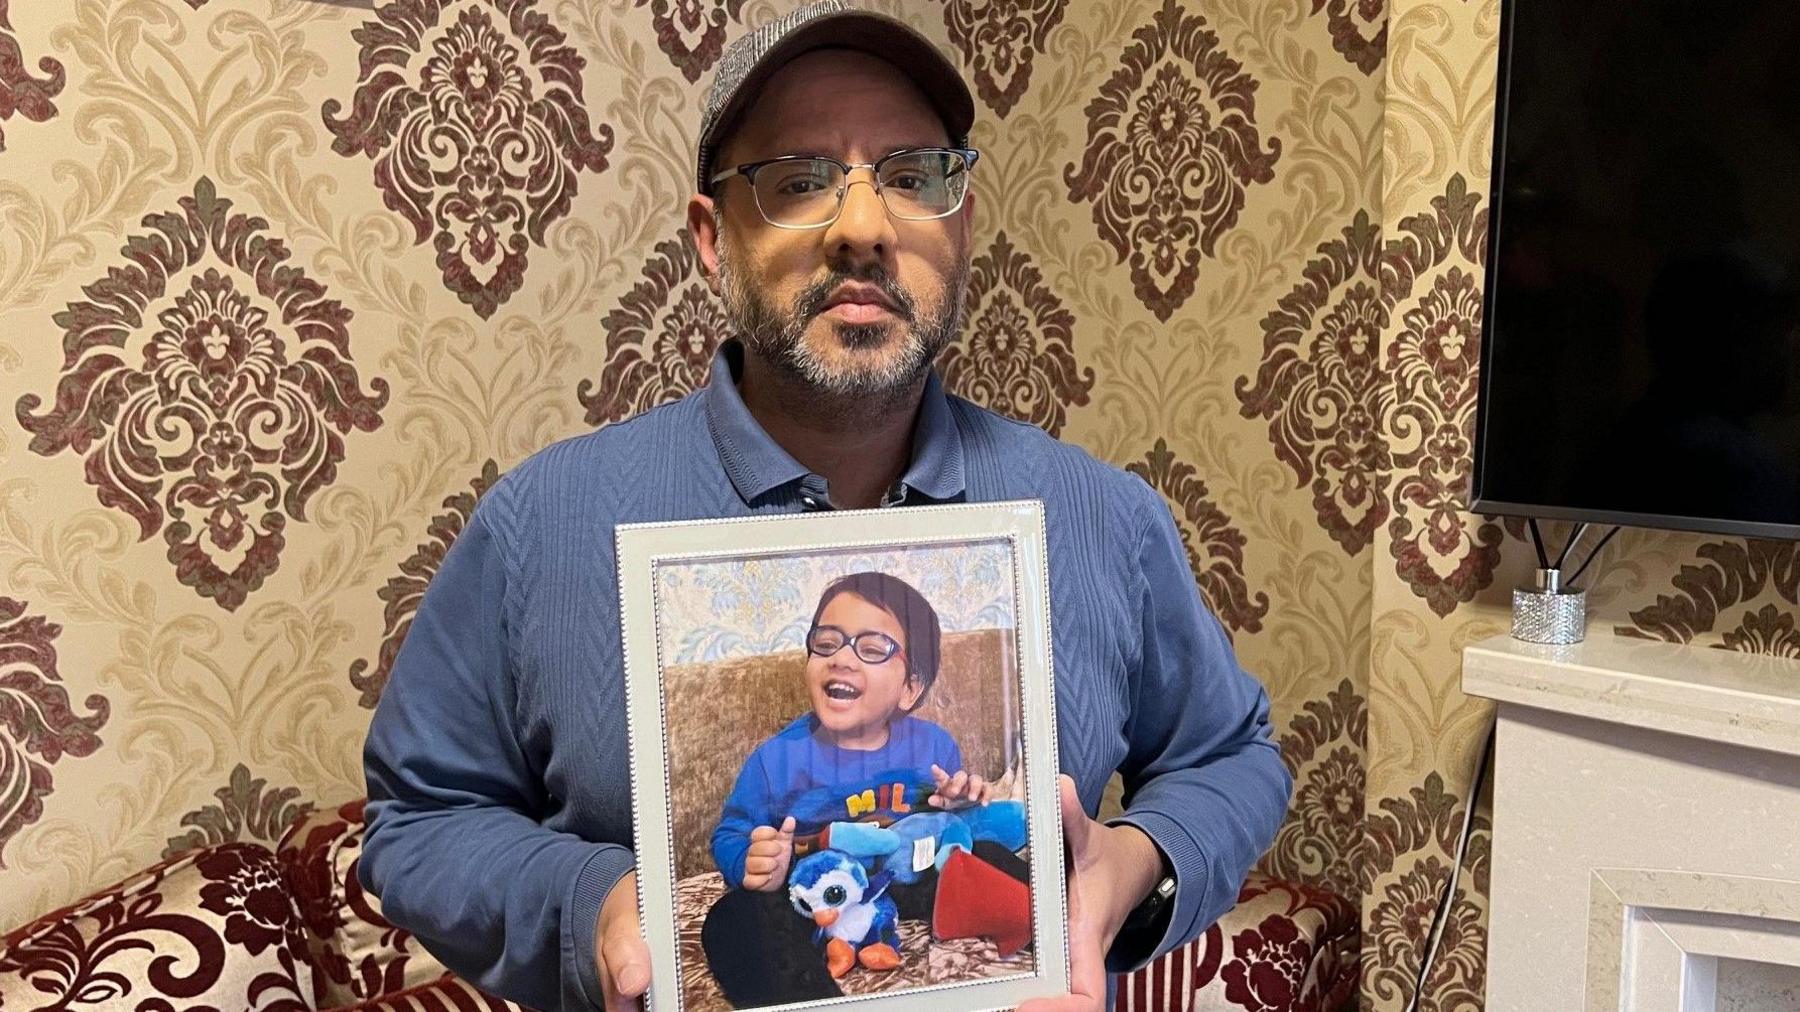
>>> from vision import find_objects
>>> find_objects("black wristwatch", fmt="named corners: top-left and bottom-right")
top-left (1115, 844), bottom-right (1176, 938)
top-left (1105, 845), bottom-right (1176, 973)
top-left (1121, 865), bottom-right (1176, 933)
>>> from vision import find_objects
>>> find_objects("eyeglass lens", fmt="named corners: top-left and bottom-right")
top-left (754, 151), bottom-right (968, 227)
top-left (806, 626), bottom-right (901, 664)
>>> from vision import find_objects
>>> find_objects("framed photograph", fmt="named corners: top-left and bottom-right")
top-left (616, 500), bottom-right (1068, 1012)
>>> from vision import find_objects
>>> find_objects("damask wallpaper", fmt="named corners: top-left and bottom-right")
top-left (0, 1), bottom-right (1794, 1010)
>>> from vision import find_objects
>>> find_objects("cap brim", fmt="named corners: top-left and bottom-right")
top-left (700, 12), bottom-right (974, 194)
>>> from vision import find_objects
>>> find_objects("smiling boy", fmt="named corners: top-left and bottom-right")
top-left (704, 571), bottom-right (999, 999)
top-left (710, 571), bottom-right (991, 896)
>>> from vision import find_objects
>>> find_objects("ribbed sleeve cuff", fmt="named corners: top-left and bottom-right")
top-left (1105, 809), bottom-right (1208, 972)
top-left (565, 844), bottom-right (636, 1011)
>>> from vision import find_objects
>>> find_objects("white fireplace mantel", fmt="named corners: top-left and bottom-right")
top-left (1464, 631), bottom-right (1800, 1011)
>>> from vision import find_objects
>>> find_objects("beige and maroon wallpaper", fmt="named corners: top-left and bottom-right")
top-left (0, 0), bottom-right (1794, 1008)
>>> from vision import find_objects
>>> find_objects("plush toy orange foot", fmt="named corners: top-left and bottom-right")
top-left (857, 943), bottom-right (901, 971)
top-left (825, 938), bottom-right (856, 978)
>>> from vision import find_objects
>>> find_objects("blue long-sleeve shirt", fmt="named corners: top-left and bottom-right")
top-left (360, 341), bottom-right (1291, 1011)
top-left (710, 713), bottom-right (962, 886)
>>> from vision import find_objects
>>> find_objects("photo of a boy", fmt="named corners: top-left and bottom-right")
top-left (699, 571), bottom-right (1026, 1008)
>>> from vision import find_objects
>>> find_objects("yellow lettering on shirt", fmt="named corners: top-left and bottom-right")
top-left (846, 789), bottom-right (876, 819)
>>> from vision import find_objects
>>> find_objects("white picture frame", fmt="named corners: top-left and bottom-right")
top-left (616, 500), bottom-right (1068, 1012)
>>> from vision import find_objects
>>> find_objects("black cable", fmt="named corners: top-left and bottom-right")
top-left (1403, 715), bottom-right (1496, 1012)
top-left (1552, 522), bottom-right (1587, 572)
top-left (1567, 525), bottom-right (1621, 588)
top-left (1527, 518), bottom-right (1549, 570)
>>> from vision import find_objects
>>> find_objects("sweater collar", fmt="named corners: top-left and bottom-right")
top-left (702, 340), bottom-right (966, 506)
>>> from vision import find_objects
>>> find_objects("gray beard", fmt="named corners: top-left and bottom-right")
top-left (715, 231), bottom-right (968, 401)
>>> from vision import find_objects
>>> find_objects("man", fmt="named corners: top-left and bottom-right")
top-left (359, 4), bottom-right (1291, 1011)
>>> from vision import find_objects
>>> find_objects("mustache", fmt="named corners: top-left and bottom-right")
top-left (794, 266), bottom-right (918, 324)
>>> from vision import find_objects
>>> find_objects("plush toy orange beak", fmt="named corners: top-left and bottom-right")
top-left (813, 909), bottom-right (839, 928)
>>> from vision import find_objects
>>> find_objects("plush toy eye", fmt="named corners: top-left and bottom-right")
top-left (824, 885), bottom-right (846, 906)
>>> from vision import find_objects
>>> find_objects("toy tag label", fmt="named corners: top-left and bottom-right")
top-left (912, 835), bottom-right (935, 873)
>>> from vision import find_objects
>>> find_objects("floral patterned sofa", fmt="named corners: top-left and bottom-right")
top-left (0, 801), bottom-right (1357, 1011)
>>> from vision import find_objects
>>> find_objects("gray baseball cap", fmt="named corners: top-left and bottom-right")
top-left (695, 1), bottom-right (975, 196)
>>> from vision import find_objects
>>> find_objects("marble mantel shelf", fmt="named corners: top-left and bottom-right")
top-left (1463, 632), bottom-right (1800, 759)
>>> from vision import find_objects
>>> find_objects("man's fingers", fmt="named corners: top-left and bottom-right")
top-left (749, 824), bottom-right (778, 842)
top-left (1018, 782), bottom-right (1107, 1012)
top-left (930, 763), bottom-right (949, 786)
top-left (1017, 821), bottom-right (1107, 1012)
top-left (1066, 891), bottom-right (1107, 1009)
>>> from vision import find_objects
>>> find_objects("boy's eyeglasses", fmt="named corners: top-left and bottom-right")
top-left (708, 147), bottom-right (980, 229)
top-left (805, 625), bottom-right (905, 665)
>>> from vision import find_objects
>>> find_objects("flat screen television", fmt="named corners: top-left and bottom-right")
top-left (1472, 0), bottom-right (1800, 541)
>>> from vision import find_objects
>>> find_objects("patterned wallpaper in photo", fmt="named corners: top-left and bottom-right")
top-left (654, 538), bottom-right (1016, 665)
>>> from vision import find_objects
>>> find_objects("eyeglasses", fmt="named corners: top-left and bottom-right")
top-left (709, 147), bottom-right (980, 229)
top-left (805, 625), bottom-right (905, 665)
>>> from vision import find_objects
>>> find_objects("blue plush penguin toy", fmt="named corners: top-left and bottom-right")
top-left (787, 849), bottom-right (903, 978)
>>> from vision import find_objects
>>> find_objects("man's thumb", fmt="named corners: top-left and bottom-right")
top-left (779, 815), bottom-right (796, 841)
top-left (1057, 775), bottom-right (1092, 856)
top-left (617, 956), bottom-right (650, 997)
top-left (605, 929), bottom-right (651, 997)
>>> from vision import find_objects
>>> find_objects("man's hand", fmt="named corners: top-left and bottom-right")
top-left (741, 815), bottom-right (796, 891)
top-left (595, 870), bottom-right (651, 1012)
top-left (1018, 775), bottom-right (1164, 1012)
top-left (928, 763), bottom-right (994, 808)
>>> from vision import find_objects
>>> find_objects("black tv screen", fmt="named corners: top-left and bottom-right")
top-left (1473, 0), bottom-right (1800, 540)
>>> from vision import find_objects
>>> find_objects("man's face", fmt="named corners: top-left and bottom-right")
top-left (702, 49), bottom-right (972, 398)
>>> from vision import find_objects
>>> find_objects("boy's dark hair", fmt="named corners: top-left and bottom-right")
top-left (810, 571), bottom-right (942, 709)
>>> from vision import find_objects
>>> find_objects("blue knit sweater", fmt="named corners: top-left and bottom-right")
top-left (710, 713), bottom-right (962, 886)
top-left (359, 342), bottom-right (1291, 1010)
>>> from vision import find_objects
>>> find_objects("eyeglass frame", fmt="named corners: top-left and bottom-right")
top-left (804, 624), bottom-right (910, 667)
top-left (707, 146), bottom-right (981, 230)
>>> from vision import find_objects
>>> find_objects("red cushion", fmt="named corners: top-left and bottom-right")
top-left (0, 842), bottom-right (313, 1011)
top-left (278, 799), bottom-right (451, 1006)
